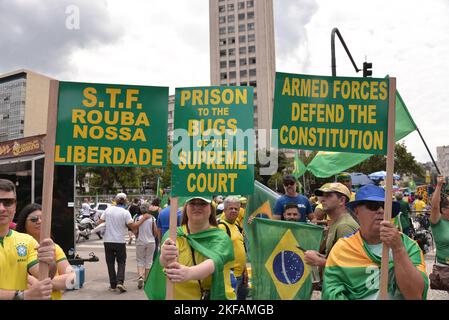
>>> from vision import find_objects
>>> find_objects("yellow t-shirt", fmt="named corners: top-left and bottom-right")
top-left (173, 225), bottom-right (235, 300)
top-left (413, 200), bottom-right (426, 212)
top-left (50, 244), bottom-right (68, 300)
top-left (0, 230), bottom-right (38, 290)
top-left (235, 208), bottom-right (245, 230)
top-left (218, 220), bottom-right (246, 277)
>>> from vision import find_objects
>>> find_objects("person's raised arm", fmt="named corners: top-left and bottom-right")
top-left (165, 259), bottom-right (215, 282)
top-left (430, 176), bottom-right (445, 224)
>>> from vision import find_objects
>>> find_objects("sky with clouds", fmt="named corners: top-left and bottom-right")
top-left (1, 0), bottom-right (448, 164)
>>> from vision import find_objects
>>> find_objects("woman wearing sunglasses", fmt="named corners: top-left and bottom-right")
top-left (16, 203), bottom-right (74, 300)
top-left (145, 196), bottom-right (235, 300)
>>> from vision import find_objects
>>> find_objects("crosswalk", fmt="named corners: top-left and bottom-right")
top-left (76, 236), bottom-right (137, 250)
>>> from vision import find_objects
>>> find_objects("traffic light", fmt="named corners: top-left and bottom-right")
top-left (363, 62), bottom-right (372, 77)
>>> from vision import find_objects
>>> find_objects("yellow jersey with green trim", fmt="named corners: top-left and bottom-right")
top-left (50, 244), bottom-right (68, 300)
top-left (0, 230), bottom-right (38, 290)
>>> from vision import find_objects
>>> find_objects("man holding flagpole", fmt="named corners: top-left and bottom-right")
top-left (322, 185), bottom-right (428, 300)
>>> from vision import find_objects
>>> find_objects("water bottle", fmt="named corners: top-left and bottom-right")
top-left (79, 265), bottom-right (85, 288)
top-left (73, 266), bottom-right (80, 290)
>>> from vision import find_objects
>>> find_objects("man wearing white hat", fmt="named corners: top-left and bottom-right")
top-left (99, 192), bottom-right (149, 293)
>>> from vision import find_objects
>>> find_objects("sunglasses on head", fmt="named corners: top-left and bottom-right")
top-left (28, 216), bottom-right (41, 223)
top-left (359, 201), bottom-right (384, 211)
top-left (0, 198), bottom-right (16, 208)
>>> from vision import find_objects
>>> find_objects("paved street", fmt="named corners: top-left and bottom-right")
top-left (63, 236), bottom-right (448, 300)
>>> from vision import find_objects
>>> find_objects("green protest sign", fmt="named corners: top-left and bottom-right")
top-left (273, 73), bottom-right (390, 155)
top-left (171, 86), bottom-right (254, 197)
top-left (55, 81), bottom-right (168, 167)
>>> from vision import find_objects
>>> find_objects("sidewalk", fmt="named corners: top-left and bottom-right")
top-left (63, 237), bottom-right (148, 300)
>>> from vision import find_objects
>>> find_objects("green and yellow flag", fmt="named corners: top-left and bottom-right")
top-left (248, 218), bottom-right (324, 300)
top-left (144, 226), bottom-right (234, 300)
top-left (292, 152), bottom-right (307, 179)
top-left (322, 231), bottom-right (428, 300)
top-left (307, 91), bottom-right (417, 178)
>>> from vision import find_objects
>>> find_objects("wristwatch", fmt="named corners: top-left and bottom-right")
top-left (13, 290), bottom-right (24, 300)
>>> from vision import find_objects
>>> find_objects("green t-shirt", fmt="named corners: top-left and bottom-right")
top-left (325, 212), bottom-right (360, 256)
top-left (399, 200), bottom-right (411, 230)
top-left (431, 218), bottom-right (449, 264)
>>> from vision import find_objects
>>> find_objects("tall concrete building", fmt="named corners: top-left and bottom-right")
top-left (0, 69), bottom-right (52, 142)
top-left (437, 145), bottom-right (449, 177)
top-left (209, 0), bottom-right (275, 142)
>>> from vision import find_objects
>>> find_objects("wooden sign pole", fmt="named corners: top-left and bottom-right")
top-left (379, 77), bottom-right (396, 299)
top-left (39, 80), bottom-right (59, 280)
top-left (165, 196), bottom-right (179, 300)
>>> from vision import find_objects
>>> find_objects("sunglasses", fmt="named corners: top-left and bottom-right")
top-left (188, 201), bottom-right (209, 207)
top-left (284, 181), bottom-right (296, 186)
top-left (359, 201), bottom-right (384, 212)
top-left (28, 216), bottom-right (42, 223)
top-left (0, 198), bottom-right (16, 208)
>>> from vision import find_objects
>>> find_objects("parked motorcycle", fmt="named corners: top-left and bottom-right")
top-left (75, 215), bottom-right (96, 243)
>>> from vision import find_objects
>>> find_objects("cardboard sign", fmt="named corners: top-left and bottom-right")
top-left (273, 73), bottom-right (390, 155)
top-left (171, 86), bottom-right (254, 196)
top-left (55, 81), bottom-right (168, 167)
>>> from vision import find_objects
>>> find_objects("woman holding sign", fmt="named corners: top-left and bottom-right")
top-left (145, 196), bottom-right (235, 300)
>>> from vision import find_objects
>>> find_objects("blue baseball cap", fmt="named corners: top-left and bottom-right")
top-left (347, 184), bottom-right (400, 217)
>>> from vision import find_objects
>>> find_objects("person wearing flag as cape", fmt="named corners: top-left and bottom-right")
top-left (322, 184), bottom-right (428, 300)
top-left (145, 196), bottom-right (235, 300)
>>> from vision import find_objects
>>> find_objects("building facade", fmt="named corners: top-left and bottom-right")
top-left (437, 146), bottom-right (449, 177)
top-left (0, 69), bottom-right (52, 141)
top-left (209, 0), bottom-right (275, 142)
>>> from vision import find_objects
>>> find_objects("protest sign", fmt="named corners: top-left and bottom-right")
top-left (171, 86), bottom-right (254, 196)
top-left (273, 73), bottom-right (390, 154)
top-left (54, 81), bottom-right (168, 167)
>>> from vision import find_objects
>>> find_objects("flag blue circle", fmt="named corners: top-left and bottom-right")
top-left (272, 250), bottom-right (304, 284)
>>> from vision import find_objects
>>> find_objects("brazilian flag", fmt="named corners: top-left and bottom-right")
top-left (248, 218), bottom-right (324, 300)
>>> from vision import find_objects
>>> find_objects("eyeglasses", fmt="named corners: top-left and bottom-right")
top-left (188, 201), bottom-right (209, 207)
top-left (0, 198), bottom-right (16, 208)
top-left (284, 181), bottom-right (295, 187)
top-left (359, 201), bottom-right (384, 212)
top-left (28, 216), bottom-right (42, 223)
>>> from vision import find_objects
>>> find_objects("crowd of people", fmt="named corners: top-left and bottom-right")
top-left (1, 171), bottom-right (449, 300)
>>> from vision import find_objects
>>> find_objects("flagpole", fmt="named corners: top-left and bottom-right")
top-left (379, 77), bottom-right (396, 300)
top-left (301, 150), bottom-right (307, 194)
top-left (415, 127), bottom-right (441, 175)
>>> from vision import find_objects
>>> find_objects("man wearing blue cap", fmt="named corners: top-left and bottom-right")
top-left (322, 184), bottom-right (428, 300)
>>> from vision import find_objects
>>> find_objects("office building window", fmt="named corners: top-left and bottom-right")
top-left (250, 81), bottom-right (257, 87)
top-left (247, 11), bottom-right (254, 19)
top-left (249, 57), bottom-right (256, 64)
top-left (228, 37), bottom-right (235, 44)
top-left (247, 1), bottom-right (254, 8)
top-left (239, 47), bottom-right (246, 54)
top-left (219, 27), bottom-right (226, 35)
top-left (239, 35), bottom-right (246, 43)
top-left (230, 83), bottom-right (236, 86)
top-left (238, 2), bottom-right (245, 9)
top-left (229, 71), bottom-right (236, 79)
top-left (248, 22), bottom-right (255, 31)
top-left (248, 34), bottom-right (255, 42)
top-left (220, 49), bottom-right (227, 57)
top-left (240, 58), bottom-right (247, 66)
top-left (219, 39), bottom-right (227, 46)
top-left (219, 5), bottom-right (225, 12)
top-left (219, 16), bottom-right (226, 24)
top-left (248, 45), bottom-right (256, 53)
top-left (227, 4), bottom-right (234, 11)
top-left (228, 14), bottom-right (235, 23)
top-left (249, 69), bottom-right (257, 77)
top-left (220, 61), bottom-right (227, 68)
top-left (220, 73), bottom-right (227, 80)
top-left (239, 24), bottom-right (246, 32)
top-left (238, 13), bottom-right (245, 20)
top-left (240, 70), bottom-right (247, 77)
top-left (228, 48), bottom-right (235, 56)
top-left (229, 60), bottom-right (236, 67)
top-left (241, 82), bottom-right (247, 86)
top-left (228, 26), bottom-right (235, 33)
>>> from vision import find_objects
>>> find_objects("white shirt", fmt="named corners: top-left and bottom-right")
top-left (82, 203), bottom-right (91, 217)
top-left (101, 205), bottom-right (133, 243)
top-left (136, 215), bottom-right (156, 245)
